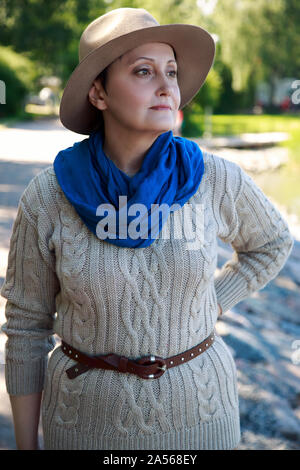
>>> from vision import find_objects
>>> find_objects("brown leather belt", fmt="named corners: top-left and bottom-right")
top-left (61, 330), bottom-right (216, 380)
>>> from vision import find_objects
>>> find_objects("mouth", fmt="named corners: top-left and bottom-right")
top-left (150, 106), bottom-right (171, 110)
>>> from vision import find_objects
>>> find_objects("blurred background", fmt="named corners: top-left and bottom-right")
top-left (0, 0), bottom-right (299, 450)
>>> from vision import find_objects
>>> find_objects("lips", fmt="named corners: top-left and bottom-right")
top-left (150, 106), bottom-right (171, 110)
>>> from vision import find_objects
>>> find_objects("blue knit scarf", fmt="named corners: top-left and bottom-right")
top-left (53, 128), bottom-right (204, 248)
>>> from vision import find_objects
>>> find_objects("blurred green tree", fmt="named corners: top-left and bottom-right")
top-left (0, 45), bottom-right (39, 116)
top-left (1, 0), bottom-right (298, 115)
top-left (0, 0), bottom-right (107, 81)
top-left (211, 0), bottom-right (300, 93)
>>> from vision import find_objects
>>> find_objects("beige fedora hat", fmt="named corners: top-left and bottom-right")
top-left (59, 7), bottom-right (215, 135)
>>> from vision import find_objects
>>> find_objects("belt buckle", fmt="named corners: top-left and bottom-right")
top-left (136, 355), bottom-right (167, 379)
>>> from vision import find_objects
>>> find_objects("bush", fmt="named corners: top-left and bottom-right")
top-left (181, 112), bottom-right (204, 137)
top-left (196, 68), bottom-right (222, 111)
top-left (184, 68), bottom-right (222, 115)
top-left (213, 62), bottom-right (257, 114)
top-left (182, 67), bottom-right (222, 136)
top-left (213, 62), bottom-right (237, 114)
top-left (0, 45), bottom-right (39, 117)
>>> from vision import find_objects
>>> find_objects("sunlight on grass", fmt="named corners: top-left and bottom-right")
top-left (25, 103), bottom-right (59, 115)
top-left (211, 114), bottom-right (300, 164)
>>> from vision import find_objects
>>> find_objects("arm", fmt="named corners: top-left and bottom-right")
top-left (213, 158), bottom-right (294, 314)
top-left (0, 188), bottom-right (60, 449)
top-left (9, 392), bottom-right (42, 450)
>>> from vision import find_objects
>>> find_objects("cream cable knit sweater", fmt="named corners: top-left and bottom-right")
top-left (0, 151), bottom-right (294, 450)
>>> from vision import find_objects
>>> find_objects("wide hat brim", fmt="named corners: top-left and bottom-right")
top-left (59, 23), bottom-right (215, 135)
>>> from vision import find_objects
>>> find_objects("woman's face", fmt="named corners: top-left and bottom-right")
top-left (90, 42), bottom-right (181, 134)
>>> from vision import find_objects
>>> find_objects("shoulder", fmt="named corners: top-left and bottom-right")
top-left (202, 149), bottom-right (242, 181)
top-left (201, 149), bottom-right (244, 201)
top-left (20, 164), bottom-right (61, 222)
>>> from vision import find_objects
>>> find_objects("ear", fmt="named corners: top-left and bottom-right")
top-left (88, 79), bottom-right (108, 111)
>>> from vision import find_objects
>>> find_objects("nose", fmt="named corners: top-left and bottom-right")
top-left (155, 72), bottom-right (173, 97)
top-left (158, 86), bottom-right (171, 98)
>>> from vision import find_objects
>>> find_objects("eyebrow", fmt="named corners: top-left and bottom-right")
top-left (128, 57), bottom-right (177, 65)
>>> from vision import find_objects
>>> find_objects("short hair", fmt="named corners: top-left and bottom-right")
top-left (95, 67), bottom-right (108, 94)
top-left (95, 53), bottom-right (124, 94)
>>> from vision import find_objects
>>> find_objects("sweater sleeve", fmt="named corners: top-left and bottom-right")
top-left (0, 185), bottom-right (60, 396)
top-left (213, 158), bottom-right (294, 314)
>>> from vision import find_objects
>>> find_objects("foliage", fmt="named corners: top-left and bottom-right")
top-left (0, 0), bottom-right (108, 83)
top-left (0, 0), bottom-right (299, 115)
top-left (0, 45), bottom-right (39, 116)
top-left (211, 0), bottom-right (300, 93)
top-left (182, 67), bottom-right (222, 136)
top-left (192, 68), bottom-right (222, 112)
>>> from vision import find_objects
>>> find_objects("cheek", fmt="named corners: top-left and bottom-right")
top-left (125, 84), bottom-right (150, 107)
top-left (112, 83), bottom-right (147, 111)
top-left (174, 84), bottom-right (181, 105)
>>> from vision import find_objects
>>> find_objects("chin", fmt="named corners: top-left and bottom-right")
top-left (134, 119), bottom-right (175, 134)
top-left (159, 125), bottom-right (174, 133)
top-left (151, 122), bottom-right (175, 132)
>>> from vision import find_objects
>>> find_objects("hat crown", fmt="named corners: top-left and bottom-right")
top-left (79, 8), bottom-right (159, 62)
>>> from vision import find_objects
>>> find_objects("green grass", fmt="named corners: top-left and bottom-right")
top-left (0, 110), bottom-right (38, 126)
top-left (211, 114), bottom-right (299, 134)
top-left (212, 114), bottom-right (300, 162)
top-left (0, 109), bottom-right (57, 129)
top-left (184, 113), bottom-right (300, 164)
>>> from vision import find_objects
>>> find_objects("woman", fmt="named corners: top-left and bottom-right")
top-left (0, 8), bottom-right (294, 450)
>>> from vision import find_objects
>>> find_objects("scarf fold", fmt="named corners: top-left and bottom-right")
top-left (53, 128), bottom-right (204, 248)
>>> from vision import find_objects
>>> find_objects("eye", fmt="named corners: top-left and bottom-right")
top-left (135, 68), bottom-right (151, 76)
top-left (135, 68), bottom-right (178, 78)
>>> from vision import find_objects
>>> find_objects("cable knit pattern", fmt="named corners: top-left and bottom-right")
top-left (0, 151), bottom-right (294, 450)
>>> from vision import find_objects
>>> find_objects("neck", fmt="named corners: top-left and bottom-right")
top-left (102, 123), bottom-right (165, 176)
